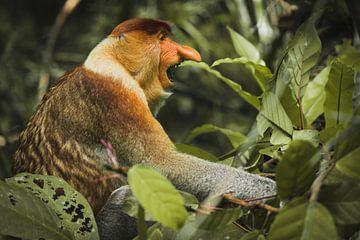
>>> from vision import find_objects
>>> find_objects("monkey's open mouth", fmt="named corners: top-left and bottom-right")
top-left (166, 62), bottom-right (182, 81)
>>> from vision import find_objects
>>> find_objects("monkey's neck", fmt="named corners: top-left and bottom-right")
top-left (84, 38), bottom-right (148, 103)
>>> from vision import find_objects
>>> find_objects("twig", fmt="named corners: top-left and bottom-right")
top-left (38, 0), bottom-right (81, 101)
top-left (224, 194), bottom-right (280, 213)
top-left (232, 221), bottom-right (251, 233)
top-left (244, 194), bottom-right (277, 202)
top-left (256, 173), bottom-right (276, 177)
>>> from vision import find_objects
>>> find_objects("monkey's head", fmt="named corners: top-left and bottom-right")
top-left (84, 18), bottom-right (201, 105)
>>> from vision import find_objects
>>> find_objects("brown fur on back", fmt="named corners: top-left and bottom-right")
top-left (13, 67), bottom-right (128, 213)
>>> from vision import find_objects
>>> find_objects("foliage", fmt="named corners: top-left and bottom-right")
top-left (0, 173), bottom-right (98, 240)
top-left (1, 0), bottom-right (360, 239)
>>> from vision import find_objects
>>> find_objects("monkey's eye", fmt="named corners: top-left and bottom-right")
top-left (159, 34), bottom-right (167, 41)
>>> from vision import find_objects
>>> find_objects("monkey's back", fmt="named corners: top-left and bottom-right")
top-left (13, 67), bottom-right (121, 214)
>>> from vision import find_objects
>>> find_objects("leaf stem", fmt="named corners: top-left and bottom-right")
top-left (137, 205), bottom-right (147, 240)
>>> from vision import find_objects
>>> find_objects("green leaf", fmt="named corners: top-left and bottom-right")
top-left (302, 67), bottom-right (331, 124)
top-left (261, 92), bottom-right (293, 135)
top-left (185, 124), bottom-right (247, 148)
top-left (256, 113), bottom-right (291, 145)
top-left (258, 145), bottom-right (281, 158)
top-left (276, 140), bottom-right (320, 200)
top-left (336, 39), bottom-right (360, 70)
top-left (148, 228), bottom-right (163, 240)
top-left (293, 129), bottom-right (320, 147)
top-left (181, 61), bottom-right (260, 110)
top-left (211, 57), bottom-right (273, 91)
top-left (198, 208), bottom-right (244, 230)
top-left (268, 197), bottom-right (338, 240)
top-left (127, 165), bottom-right (189, 230)
top-left (0, 173), bottom-right (99, 240)
top-left (319, 181), bottom-right (360, 224)
top-left (240, 230), bottom-right (265, 240)
top-left (336, 147), bottom-right (360, 180)
top-left (324, 59), bottom-right (355, 129)
top-left (275, 13), bottom-right (322, 128)
top-left (226, 27), bottom-right (263, 64)
top-left (257, 92), bottom-right (293, 145)
top-left (175, 143), bottom-right (218, 162)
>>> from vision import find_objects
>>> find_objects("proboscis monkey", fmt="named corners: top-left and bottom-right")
top-left (13, 19), bottom-right (276, 239)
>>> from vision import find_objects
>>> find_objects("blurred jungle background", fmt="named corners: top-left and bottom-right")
top-left (0, 0), bottom-right (359, 180)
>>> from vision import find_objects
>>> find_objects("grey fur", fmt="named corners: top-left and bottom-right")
top-left (97, 153), bottom-right (276, 240)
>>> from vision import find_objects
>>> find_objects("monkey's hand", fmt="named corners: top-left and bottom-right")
top-left (96, 186), bottom-right (137, 240)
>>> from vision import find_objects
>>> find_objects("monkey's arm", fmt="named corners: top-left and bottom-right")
top-left (95, 78), bottom-right (276, 200)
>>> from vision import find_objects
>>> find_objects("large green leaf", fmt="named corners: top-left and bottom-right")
top-left (256, 113), bottom-right (291, 145)
top-left (181, 61), bottom-right (260, 110)
top-left (127, 165), bottom-right (189, 230)
top-left (324, 59), bottom-right (355, 131)
top-left (175, 143), bottom-right (218, 162)
top-left (226, 27), bottom-right (264, 64)
top-left (198, 208), bottom-right (243, 230)
top-left (185, 124), bottom-right (247, 148)
top-left (211, 57), bottom-right (272, 91)
top-left (268, 197), bottom-right (338, 240)
top-left (275, 13), bottom-right (322, 128)
top-left (260, 92), bottom-right (293, 135)
top-left (276, 140), bottom-right (320, 200)
top-left (240, 231), bottom-right (265, 240)
top-left (0, 173), bottom-right (99, 240)
top-left (319, 181), bottom-right (360, 224)
top-left (302, 67), bottom-right (331, 124)
top-left (292, 129), bottom-right (320, 147)
top-left (336, 147), bottom-right (360, 180)
top-left (256, 92), bottom-right (293, 145)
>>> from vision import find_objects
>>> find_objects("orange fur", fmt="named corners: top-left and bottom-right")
top-left (13, 19), bottom-right (201, 213)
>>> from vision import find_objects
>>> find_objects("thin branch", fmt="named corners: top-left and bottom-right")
top-left (224, 193), bottom-right (280, 213)
top-left (38, 0), bottom-right (81, 102)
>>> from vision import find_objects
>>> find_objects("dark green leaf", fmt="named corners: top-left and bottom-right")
top-left (324, 59), bottom-right (354, 129)
top-left (276, 140), bottom-right (320, 200)
top-left (186, 124), bottom-right (247, 148)
top-left (175, 143), bottom-right (218, 162)
top-left (268, 197), bottom-right (338, 240)
top-left (0, 173), bottom-right (99, 240)
top-left (319, 181), bottom-right (360, 224)
top-left (211, 57), bottom-right (272, 91)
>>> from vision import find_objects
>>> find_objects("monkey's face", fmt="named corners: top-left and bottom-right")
top-left (158, 33), bottom-right (201, 89)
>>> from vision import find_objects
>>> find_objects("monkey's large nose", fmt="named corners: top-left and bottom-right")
top-left (177, 45), bottom-right (202, 62)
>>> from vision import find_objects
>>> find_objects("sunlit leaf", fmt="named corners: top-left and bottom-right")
top-left (128, 165), bottom-right (189, 230)
top-left (276, 140), bottom-right (320, 200)
top-left (268, 198), bottom-right (338, 240)
top-left (226, 27), bottom-right (263, 64)
top-left (292, 129), bottom-right (320, 147)
top-left (181, 61), bottom-right (260, 110)
top-left (302, 67), bottom-right (331, 124)
top-left (186, 124), bottom-right (247, 148)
